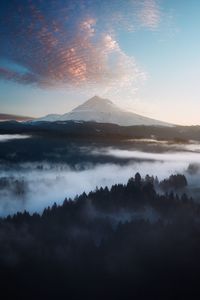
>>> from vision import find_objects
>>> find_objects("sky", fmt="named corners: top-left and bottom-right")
top-left (0, 0), bottom-right (200, 125)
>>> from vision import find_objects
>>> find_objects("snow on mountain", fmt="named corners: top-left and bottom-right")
top-left (36, 114), bottom-right (61, 122)
top-left (36, 96), bottom-right (173, 127)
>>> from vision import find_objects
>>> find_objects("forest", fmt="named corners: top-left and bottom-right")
top-left (0, 173), bottom-right (200, 299)
top-left (1, 120), bottom-right (200, 142)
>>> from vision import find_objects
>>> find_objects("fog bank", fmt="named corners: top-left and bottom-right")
top-left (1, 149), bottom-right (200, 216)
top-left (0, 134), bottom-right (30, 142)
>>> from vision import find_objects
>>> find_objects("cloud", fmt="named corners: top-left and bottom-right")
top-left (138, 0), bottom-right (161, 30)
top-left (0, 67), bottom-right (38, 85)
top-left (0, 0), bottom-right (161, 90)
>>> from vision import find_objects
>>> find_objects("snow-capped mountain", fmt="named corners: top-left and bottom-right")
top-left (36, 114), bottom-right (61, 122)
top-left (36, 96), bottom-right (173, 127)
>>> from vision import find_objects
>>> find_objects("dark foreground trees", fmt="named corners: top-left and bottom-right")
top-left (0, 173), bottom-right (200, 299)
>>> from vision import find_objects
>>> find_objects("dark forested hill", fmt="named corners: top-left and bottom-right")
top-left (0, 120), bottom-right (200, 141)
top-left (1, 173), bottom-right (200, 299)
top-left (1, 120), bottom-right (200, 166)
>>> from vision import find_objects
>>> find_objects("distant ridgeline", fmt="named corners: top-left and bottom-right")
top-left (0, 113), bottom-right (33, 122)
top-left (0, 120), bottom-right (200, 142)
top-left (1, 173), bottom-right (200, 298)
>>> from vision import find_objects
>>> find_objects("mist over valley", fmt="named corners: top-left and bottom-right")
top-left (1, 126), bottom-right (200, 216)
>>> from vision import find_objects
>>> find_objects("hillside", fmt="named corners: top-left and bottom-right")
top-left (0, 173), bottom-right (199, 298)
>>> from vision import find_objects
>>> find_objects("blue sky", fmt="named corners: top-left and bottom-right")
top-left (0, 0), bottom-right (200, 125)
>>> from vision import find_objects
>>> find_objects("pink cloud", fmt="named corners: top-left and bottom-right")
top-left (1, 1), bottom-right (152, 92)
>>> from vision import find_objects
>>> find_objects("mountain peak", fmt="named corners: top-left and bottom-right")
top-left (86, 95), bottom-right (113, 104)
top-left (36, 95), bottom-right (173, 127)
top-left (72, 95), bottom-right (116, 112)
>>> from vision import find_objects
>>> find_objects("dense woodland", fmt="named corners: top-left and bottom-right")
top-left (1, 120), bottom-right (200, 141)
top-left (1, 121), bottom-right (200, 167)
top-left (0, 173), bottom-right (200, 298)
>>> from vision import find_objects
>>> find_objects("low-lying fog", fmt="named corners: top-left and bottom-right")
top-left (1, 142), bottom-right (200, 216)
top-left (96, 148), bottom-right (200, 162)
top-left (0, 134), bottom-right (30, 142)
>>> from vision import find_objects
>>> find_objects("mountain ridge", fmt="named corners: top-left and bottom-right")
top-left (0, 113), bottom-right (34, 122)
top-left (36, 96), bottom-right (173, 127)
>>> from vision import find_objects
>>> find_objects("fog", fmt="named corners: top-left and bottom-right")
top-left (0, 134), bottom-right (30, 142)
top-left (1, 145), bottom-right (200, 216)
top-left (98, 147), bottom-right (200, 162)
top-left (1, 137), bottom-right (200, 216)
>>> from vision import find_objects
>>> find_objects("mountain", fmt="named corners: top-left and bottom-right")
top-left (0, 113), bottom-right (34, 122)
top-left (36, 96), bottom-right (173, 127)
top-left (36, 114), bottom-right (61, 122)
